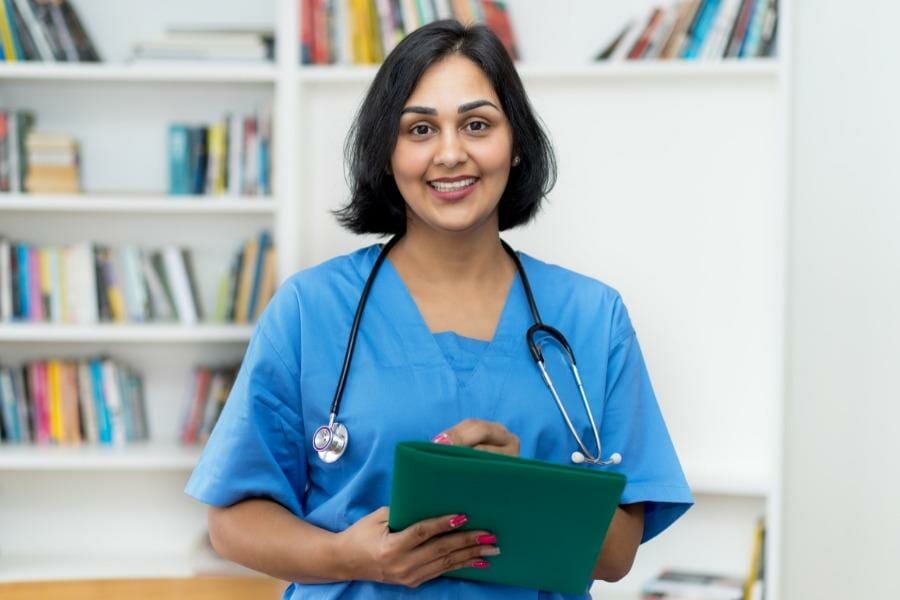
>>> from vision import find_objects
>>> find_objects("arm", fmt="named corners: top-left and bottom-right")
top-left (208, 498), bottom-right (499, 587)
top-left (591, 503), bottom-right (644, 582)
top-left (208, 498), bottom-right (343, 584)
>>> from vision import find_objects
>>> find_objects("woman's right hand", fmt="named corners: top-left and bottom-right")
top-left (334, 507), bottom-right (500, 588)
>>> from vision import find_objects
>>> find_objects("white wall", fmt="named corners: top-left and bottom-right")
top-left (785, 1), bottom-right (900, 598)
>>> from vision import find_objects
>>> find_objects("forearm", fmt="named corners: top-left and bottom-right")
top-left (591, 503), bottom-right (645, 582)
top-left (208, 498), bottom-right (346, 584)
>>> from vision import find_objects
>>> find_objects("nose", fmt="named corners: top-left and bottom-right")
top-left (433, 130), bottom-right (468, 168)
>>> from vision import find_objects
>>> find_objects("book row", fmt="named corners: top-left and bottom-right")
top-left (0, 109), bottom-right (35, 193)
top-left (180, 365), bottom-right (238, 445)
top-left (301, 0), bottom-right (517, 65)
top-left (0, 238), bottom-right (204, 325)
top-left (0, 357), bottom-right (146, 446)
top-left (598, 0), bottom-right (778, 62)
top-left (215, 230), bottom-right (276, 325)
top-left (169, 111), bottom-right (272, 197)
top-left (0, 0), bottom-right (99, 62)
top-left (0, 232), bottom-right (276, 326)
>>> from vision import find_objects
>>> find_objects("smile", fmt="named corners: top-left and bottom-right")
top-left (428, 177), bottom-right (479, 192)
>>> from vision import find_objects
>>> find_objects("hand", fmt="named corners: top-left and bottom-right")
top-left (432, 418), bottom-right (521, 457)
top-left (335, 507), bottom-right (500, 588)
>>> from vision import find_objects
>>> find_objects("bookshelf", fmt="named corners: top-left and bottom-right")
top-left (0, 1), bottom-right (788, 598)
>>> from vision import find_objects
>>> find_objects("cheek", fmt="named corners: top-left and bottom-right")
top-left (391, 141), bottom-right (431, 183)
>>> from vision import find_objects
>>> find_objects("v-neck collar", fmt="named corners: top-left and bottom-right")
top-left (355, 244), bottom-right (526, 385)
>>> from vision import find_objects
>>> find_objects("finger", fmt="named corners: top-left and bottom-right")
top-left (473, 443), bottom-right (517, 456)
top-left (410, 529), bottom-right (494, 566)
top-left (445, 419), bottom-right (516, 449)
top-left (411, 539), bottom-right (499, 586)
top-left (391, 512), bottom-right (470, 551)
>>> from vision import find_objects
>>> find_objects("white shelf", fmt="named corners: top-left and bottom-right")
top-left (0, 323), bottom-right (253, 343)
top-left (0, 61), bottom-right (277, 83)
top-left (0, 441), bottom-right (201, 471)
top-left (689, 470), bottom-right (770, 498)
top-left (297, 59), bottom-right (781, 84)
top-left (0, 554), bottom-right (194, 582)
top-left (0, 193), bottom-right (276, 215)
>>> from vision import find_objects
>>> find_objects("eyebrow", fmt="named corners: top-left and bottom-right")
top-left (400, 99), bottom-right (500, 116)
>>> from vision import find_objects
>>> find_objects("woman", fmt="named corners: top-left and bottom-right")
top-left (186, 20), bottom-right (692, 599)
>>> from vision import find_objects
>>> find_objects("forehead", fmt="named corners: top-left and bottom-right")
top-left (404, 55), bottom-right (500, 109)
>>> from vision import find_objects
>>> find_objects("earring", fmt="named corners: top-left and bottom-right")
top-left (512, 155), bottom-right (521, 167)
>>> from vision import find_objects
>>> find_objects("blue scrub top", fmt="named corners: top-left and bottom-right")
top-left (186, 244), bottom-right (694, 599)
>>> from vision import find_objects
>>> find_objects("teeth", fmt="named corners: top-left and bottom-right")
top-left (430, 178), bottom-right (476, 192)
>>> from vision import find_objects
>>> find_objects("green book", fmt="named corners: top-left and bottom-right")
top-left (389, 442), bottom-right (626, 595)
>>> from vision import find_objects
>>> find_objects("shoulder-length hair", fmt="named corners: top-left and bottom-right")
top-left (337, 19), bottom-right (557, 234)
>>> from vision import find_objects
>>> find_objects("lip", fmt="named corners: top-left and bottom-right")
top-left (428, 175), bottom-right (479, 183)
top-left (427, 178), bottom-right (479, 202)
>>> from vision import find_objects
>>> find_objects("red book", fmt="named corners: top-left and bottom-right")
top-left (301, 0), bottom-right (315, 64)
top-left (627, 7), bottom-right (664, 60)
top-left (481, 1), bottom-right (518, 60)
top-left (182, 367), bottom-right (212, 444)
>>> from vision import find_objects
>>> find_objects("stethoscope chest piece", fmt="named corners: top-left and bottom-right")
top-left (313, 422), bottom-right (348, 463)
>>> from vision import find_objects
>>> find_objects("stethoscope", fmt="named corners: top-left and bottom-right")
top-left (312, 235), bottom-right (622, 467)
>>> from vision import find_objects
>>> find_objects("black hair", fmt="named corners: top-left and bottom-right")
top-left (337, 19), bottom-right (556, 234)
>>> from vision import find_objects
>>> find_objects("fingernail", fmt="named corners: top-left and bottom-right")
top-left (471, 560), bottom-right (490, 569)
top-left (480, 547), bottom-right (501, 557)
top-left (476, 534), bottom-right (496, 545)
top-left (432, 433), bottom-right (452, 445)
top-left (449, 514), bottom-right (468, 528)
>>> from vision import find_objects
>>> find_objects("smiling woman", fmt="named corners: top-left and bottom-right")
top-left (184, 19), bottom-right (693, 600)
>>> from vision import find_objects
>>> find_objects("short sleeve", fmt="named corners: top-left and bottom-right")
top-left (602, 296), bottom-right (693, 543)
top-left (184, 302), bottom-right (307, 516)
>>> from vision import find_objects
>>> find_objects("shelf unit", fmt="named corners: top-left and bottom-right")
top-left (0, 1), bottom-right (788, 598)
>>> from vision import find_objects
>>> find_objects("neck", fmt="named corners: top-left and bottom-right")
top-left (390, 220), bottom-right (511, 285)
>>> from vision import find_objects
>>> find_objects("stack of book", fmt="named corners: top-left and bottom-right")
top-left (0, 236), bottom-right (208, 325)
top-left (0, 0), bottom-right (100, 62)
top-left (180, 365), bottom-right (238, 445)
top-left (23, 131), bottom-right (80, 193)
top-left (130, 27), bottom-right (274, 63)
top-left (214, 230), bottom-right (276, 325)
top-left (0, 109), bottom-right (36, 192)
top-left (0, 357), bottom-right (148, 447)
top-left (641, 518), bottom-right (766, 600)
top-left (168, 111), bottom-right (272, 197)
top-left (596, 0), bottom-right (777, 61)
top-left (300, 0), bottom-right (517, 65)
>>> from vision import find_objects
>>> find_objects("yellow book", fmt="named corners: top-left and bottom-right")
top-left (743, 517), bottom-right (765, 600)
top-left (0, 1), bottom-right (17, 61)
top-left (350, 0), bottom-right (365, 64)
top-left (252, 247), bottom-right (277, 322)
top-left (207, 123), bottom-right (228, 195)
top-left (48, 360), bottom-right (63, 444)
top-left (366, 0), bottom-right (383, 63)
top-left (233, 238), bottom-right (258, 324)
top-left (39, 247), bottom-right (52, 320)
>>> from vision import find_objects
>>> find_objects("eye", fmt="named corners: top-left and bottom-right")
top-left (465, 120), bottom-right (490, 133)
top-left (409, 123), bottom-right (434, 137)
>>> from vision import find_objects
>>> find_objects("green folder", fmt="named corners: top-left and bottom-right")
top-left (388, 442), bottom-right (626, 595)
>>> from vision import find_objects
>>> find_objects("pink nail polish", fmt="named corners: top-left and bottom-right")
top-left (432, 433), bottom-right (452, 445)
top-left (476, 534), bottom-right (496, 545)
top-left (471, 560), bottom-right (490, 569)
top-left (449, 514), bottom-right (468, 528)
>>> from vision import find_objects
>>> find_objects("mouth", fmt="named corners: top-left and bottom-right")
top-left (427, 176), bottom-right (480, 193)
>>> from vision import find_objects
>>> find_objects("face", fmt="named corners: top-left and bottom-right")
top-left (390, 54), bottom-right (514, 236)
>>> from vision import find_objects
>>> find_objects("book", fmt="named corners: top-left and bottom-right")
top-left (642, 570), bottom-right (744, 599)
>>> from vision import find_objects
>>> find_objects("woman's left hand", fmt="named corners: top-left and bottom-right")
top-left (432, 419), bottom-right (520, 457)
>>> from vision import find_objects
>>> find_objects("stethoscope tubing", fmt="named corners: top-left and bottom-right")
top-left (315, 234), bottom-right (618, 466)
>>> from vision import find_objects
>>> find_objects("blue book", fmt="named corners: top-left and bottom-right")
top-left (683, 0), bottom-right (721, 59)
top-left (4, 0), bottom-right (25, 60)
top-left (89, 359), bottom-right (111, 445)
top-left (258, 133), bottom-right (270, 196)
top-left (0, 368), bottom-right (20, 442)
top-left (168, 125), bottom-right (191, 195)
top-left (246, 230), bottom-right (271, 321)
top-left (16, 244), bottom-right (29, 321)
